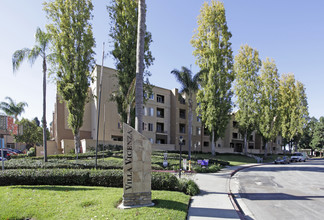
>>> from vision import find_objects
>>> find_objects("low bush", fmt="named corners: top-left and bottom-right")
top-left (151, 172), bottom-right (179, 191)
top-left (27, 147), bottom-right (36, 157)
top-left (193, 164), bottom-right (221, 173)
top-left (178, 179), bottom-right (200, 196)
top-left (4, 158), bottom-right (123, 170)
top-left (0, 169), bottom-right (199, 196)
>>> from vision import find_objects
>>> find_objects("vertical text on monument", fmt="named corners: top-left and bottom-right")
top-left (121, 123), bottom-right (154, 208)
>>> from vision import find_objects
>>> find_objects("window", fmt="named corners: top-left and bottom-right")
top-left (148, 123), bottom-right (153, 131)
top-left (179, 96), bottom-right (186, 104)
top-left (218, 144), bottom-right (221, 148)
top-left (197, 116), bottom-right (201, 122)
top-left (233, 121), bottom-right (238, 128)
top-left (157, 94), bottom-right (164, 103)
top-left (249, 135), bottom-right (254, 141)
top-left (196, 127), bottom-right (201, 135)
top-left (144, 107), bottom-right (148, 116)
top-left (117, 122), bottom-right (121, 129)
top-left (204, 127), bottom-right (209, 136)
top-left (230, 143), bottom-right (234, 148)
top-left (156, 138), bottom-right (166, 144)
top-left (248, 144), bottom-right (254, 149)
top-left (179, 109), bottom-right (186, 119)
top-left (203, 142), bottom-right (209, 147)
top-left (232, 133), bottom-right (238, 139)
top-left (156, 123), bottom-right (164, 133)
top-left (142, 122), bottom-right (145, 131)
top-left (179, 123), bottom-right (186, 133)
top-left (156, 108), bottom-right (164, 118)
top-left (149, 93), bottom-right (154, 100)
top-left (147, 107), bottom-right (154, 116)
top-left (149, 138), bottom-right (154, 143)
top-left (111, 135), bottom-right (123, 141)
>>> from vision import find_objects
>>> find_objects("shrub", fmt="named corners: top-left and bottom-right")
top-left (193, 164), bottom-right (221, 173)
top-left (4, 158), bottom-right (124, 170)
top-left (0, 169), bottom-right (199, 196)
top-left (151, 172), bottom-right (179, 191)
top-left (27, 147), bottom-right (36, 157)
top-left (178, 179), bottom-right (200, 196)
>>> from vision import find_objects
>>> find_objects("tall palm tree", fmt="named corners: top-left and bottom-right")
top-left (171, 66), bottom-right (201, 160)
top-left (135, 0), bottom-right (146, 133)
top-left (12, 27), bottom-right (52, 162)
top-left (0, 97), bottom-right (28, 122)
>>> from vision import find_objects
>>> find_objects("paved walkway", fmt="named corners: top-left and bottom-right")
top-left (187, 166), bottom-right (245, 220)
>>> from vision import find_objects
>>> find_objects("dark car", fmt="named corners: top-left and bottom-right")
top-left (0, 149), bottom-right (11, 160)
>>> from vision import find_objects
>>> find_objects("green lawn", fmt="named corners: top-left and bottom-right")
top-left (0, 186), bottom-right (190, 220)
top-left (215, 154), bottom-right (257, 166)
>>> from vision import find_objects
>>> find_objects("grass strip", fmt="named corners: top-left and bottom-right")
top-left (0, 185), bottom-right (190, 220)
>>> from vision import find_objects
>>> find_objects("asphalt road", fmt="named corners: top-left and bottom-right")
top-left (231, 159), bottom-right (324, 220)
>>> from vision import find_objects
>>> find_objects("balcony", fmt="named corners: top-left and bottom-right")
top-left (156, 108), bottom-right (164, 118)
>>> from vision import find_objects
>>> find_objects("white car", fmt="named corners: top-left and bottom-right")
top-left (290, 152), bottom-right (307, 162)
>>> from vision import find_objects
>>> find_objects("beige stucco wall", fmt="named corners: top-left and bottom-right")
top-left (36, 140), bottom-right (62, 156)
top-left (61, 139), bottom-right (75, 154)
top-left (81, 139), bottom-right (122, 153)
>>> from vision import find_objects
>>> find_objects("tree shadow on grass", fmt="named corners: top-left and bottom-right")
top-left (152, 199), bottom-right (188, 211)
top-left (13, 185), bottom-right (100, 191)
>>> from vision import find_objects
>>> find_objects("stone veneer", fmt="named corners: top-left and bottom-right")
top-left (119, 123), bottom-right (154, 208)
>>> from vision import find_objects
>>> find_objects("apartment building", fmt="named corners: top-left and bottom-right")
top-left (0, 115), bottom-right (19, 149)
top-left (51, 65), bottom-right (283, 154)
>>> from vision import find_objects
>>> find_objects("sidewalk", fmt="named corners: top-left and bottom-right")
top-left (187, 165), bottom-right (252, 220)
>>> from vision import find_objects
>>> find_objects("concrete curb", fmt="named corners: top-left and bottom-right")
top-left (228, 164), bottom-right (264, 220)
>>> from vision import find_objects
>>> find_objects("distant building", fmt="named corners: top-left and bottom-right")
top-left (51, 65), bottom-right (283, 154)
top-left (0, 115), bottom-right (19, 148)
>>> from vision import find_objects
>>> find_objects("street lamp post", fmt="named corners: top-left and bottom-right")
top-left (179, 136), bottom-right (183, 178)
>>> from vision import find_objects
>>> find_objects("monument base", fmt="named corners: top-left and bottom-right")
top-left (118, 202), bottom-right (155, 209)
top-left (118, 192), bottom-right (154, 209)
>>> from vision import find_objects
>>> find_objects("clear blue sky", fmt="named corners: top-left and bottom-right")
top-left (1, 0), bottom-right (323, 126)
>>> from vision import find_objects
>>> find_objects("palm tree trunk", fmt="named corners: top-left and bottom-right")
top-left (135, 0), bottom-right (146, 133)
top-left (43, 58), bottom-right (48, 162)
top-left (188, 98), bottom-right (193, 160)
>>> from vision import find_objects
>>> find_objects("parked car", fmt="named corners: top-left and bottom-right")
top-left (0, 150), bottom-right (11, 160)
top-left (7, 148), bottom-right (24, 154)
top-left (274, 156), bottom-right (290, 164)
top-left (290, 152), bottom-right (307, 162)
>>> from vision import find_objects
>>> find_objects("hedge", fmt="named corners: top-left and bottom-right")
top-left (0, 169), bottom-right (199, 196)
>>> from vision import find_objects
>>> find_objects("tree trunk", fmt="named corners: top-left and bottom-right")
top-left (294, 142), bottom-right (298, 152)
top-left (264, 142), bottom-right (268, 157)
top-left (244, 132), bottom-right (247, 155)
top-left (188, 97), bottom-right (193, 160)
top-left (74, 131), bottom-right (80, 160)
top-left (43, 58), bottom-right (47, 162)
top-left (211, 129), bottom-right (215, 156)
top-left (135, 0), bottom-right (146, 133)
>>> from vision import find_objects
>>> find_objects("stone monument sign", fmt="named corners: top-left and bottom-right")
top-left (119, 123), bottom-right (154, 208)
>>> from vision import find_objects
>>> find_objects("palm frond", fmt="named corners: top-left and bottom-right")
top-left (12, 48), bottom-right (32, 72)
top-left (28, 46), bottom-right (42, 66)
